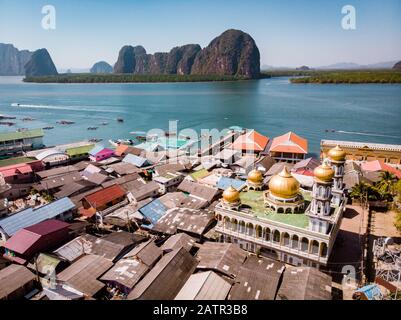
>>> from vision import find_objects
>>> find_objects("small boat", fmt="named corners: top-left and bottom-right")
top-left (0, 114), bottom-right (16, 119)
top-left (87, 126), bottom-right (98, 130)
top-left (100, 122), bottom-right (109, 126)
top-left (165, 132), bottom-right (177, 137)
top-left (116, 118), bottom-right (124, 123)
top-left (22, 117), bottom-right (35, 121)
top-left (89, 138), bottom-right (103, 143)
top-left (0, 121), bottom-right (15, 126)
top-left (11, 103), bottom-right (21, 107)
top-left (109, 139), bottom-right (134, 146)
top-left (57, 120), bottom-right (75, 125)
top-left (43, 126), bottom-right (54, 130)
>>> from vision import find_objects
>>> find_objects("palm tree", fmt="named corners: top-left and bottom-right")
top-left (375, 171), bottom-right (397, 200)
top-left (350, 182), bottom-right (370, 207)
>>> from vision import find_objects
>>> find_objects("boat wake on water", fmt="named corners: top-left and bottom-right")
top-left (335, 130), bottom-right (401, 139)
top-left (11, 103), bottom-right (121, 113)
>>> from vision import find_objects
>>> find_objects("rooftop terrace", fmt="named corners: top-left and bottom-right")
top-left (239, 190), bottom-right (310, 229)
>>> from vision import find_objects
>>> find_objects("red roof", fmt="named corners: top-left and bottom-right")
top-left (84, 184), bottom-right (126, 208)
top-left (269, 131), bottom-right (308, 154)
top-left (361, 160), bottom-right (401, 179)
top-left (0, 163), bottom-right (33, 178)
top-left (25, 219), bottom-right (70, 235)
top-left (294, 169), bottom-right (314, 176)
top-left (4, 219), bottom-right (69, 254)
top-left (231, 130), bottom-right (269, 152)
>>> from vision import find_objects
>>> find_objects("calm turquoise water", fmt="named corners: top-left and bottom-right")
top-left (0, 76), bottom-right (400, 156)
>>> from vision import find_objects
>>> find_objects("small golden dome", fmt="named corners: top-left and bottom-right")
top-left (314, 161), bottom-right (334, 182)
top-left (222, 186), bottom-right (240, 203)
top-left (247, 169), bottom-right (263, 184)
top-left (268, 166), bottom-right (300, 199)
top-left (328, 145), bottom-right (346, 162)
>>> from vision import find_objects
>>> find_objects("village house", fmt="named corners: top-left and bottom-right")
top-left (35, 149), bottom-right (70, 168)
top-left (53, 234), bottom-right (126, 263)
top-left (80, 184), bottom-right (127, 218)
top-left (89, 145), bottom-right (115, 162)
top-left (3, 219), bottom-right (70, 265)
top-left (0, 129), bottom-right (44, 157)
top-left (100, 239), bottom-right (162, 296)
top-left (0, 197), bottom-right (76, 241)
top-left (153, 171), bottom-right (184, 194)
top-left (127, 247), bottom-right (198, 300)
top-left (175, 271), bottom-right (232, 300)
top-left (57, 254), bottom-right (113, 298)
top-left (231, 129), bottom-right (270, 156)
top-left (0, 160), bottom-right (44, 184)
top-left (0, 264), bottom-right (38, 300)
top-left (269, 131), bottom-right (308, 163)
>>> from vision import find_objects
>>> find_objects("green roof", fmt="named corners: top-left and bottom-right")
top-left (0, 128), bottom-right (44, 143)
top-left (65, 144), bottom-right (94, 157)
top-left (0, 156), bottom-right (37, 167)
top-left (239, 190), bottom-right (310, 229)
top-left (190, 168), bottom-right (210, 181)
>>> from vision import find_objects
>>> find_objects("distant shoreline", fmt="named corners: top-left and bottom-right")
top-left (23, 73), bottom-right (269, 84)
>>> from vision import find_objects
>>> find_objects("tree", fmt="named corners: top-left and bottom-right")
top-left (375, 171), bottom-right (397, 199)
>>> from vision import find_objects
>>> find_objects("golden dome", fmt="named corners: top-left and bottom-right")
top-left (247, 169), bottom-right (263, 184)
top-left (222, 186), bottom-right (240, 203)
top-left (314, 161), bottom-right (334, 182)
top-left (328, 145), bottom-right (346, 162)
top-left (268, 166), bottom-right (300, 199)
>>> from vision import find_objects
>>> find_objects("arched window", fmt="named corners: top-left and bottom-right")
top-left (277, 207), bottom-right (284, 214)
top-left (291, 235), bottom-right (299, 249)
top-left (301, 237), bottom-right (309, 252)
top-left (247, 223), bottom-right (254, 236)
top-left (264, 228), bottom-right (271, 241)
top-left (282, 233), bottom-right (290, 246)
top-left (273, 230), bottom-right (280, 243)
top-left (320, 242), bottom-right (328, 257)
top-left (239, 220), bottom-right (246, 233)
top-left (231, 218), bottom-right (238, 232)
top-left (255, 225), bottom-right (262, 238)
top-left (311, 240), bottom-right (319, 255)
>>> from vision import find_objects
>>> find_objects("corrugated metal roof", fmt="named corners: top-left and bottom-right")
top-left (216, 177), bottom-right (246, 191)
top-left (127, 247), bottom-right (198, 300)
top-left (84, 184), bottom-right (126, 208)
top-left (0, 128), bottom-right (44, 143)
top-left (0, 197), bottom-right (75, 237)
top-left (139, 199), bottom-right (168, 227)
top-left (0, 264), bottom-right (36, 299)
top-left (175, 271), bottom-right (232, 300)
top-left (123, 154), bottom-right (150, 167)
top-left (88, 145), bottom-right (104, 156)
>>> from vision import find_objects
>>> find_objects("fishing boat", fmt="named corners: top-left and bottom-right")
top-left (100, 122), bottom-right (109, 125)
top-left (22, 117), bottom-right (35, 121)
top-left (11, 103), bottom-right (21, 107)
top-left (116, 118), bottom-right (124, 123)
top-left (0, 121), bottom-right (15, 126)
top-left (0, 114), bottom-right (16, 119)
top-left (43, 126), bottom-right (54, 130)
top-left (109, 139), bottom-right (134, 146)
top-left (57, 120), bottom-right (75, 125)
top-left (89, 138), bottom-right (103, 143)
top-left (87, 126), bottom-right (98, 130)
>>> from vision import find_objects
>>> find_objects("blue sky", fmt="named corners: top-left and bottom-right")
top-left (0, 0), bottom-right (400, 69)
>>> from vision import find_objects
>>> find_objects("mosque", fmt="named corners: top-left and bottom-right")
top-left (215, 145), bottom-right (347, 269)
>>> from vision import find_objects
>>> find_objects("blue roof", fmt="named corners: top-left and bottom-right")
top-left (139, 199), bottom-right (167, 226)
top-left (123, 153), bottom-right (150, 167)
top-left (0, 197), bottom-right (75, 236)
top-left (89, 145), bottom-right (104, 156)
top-left (355, 284), bottom-right (382, 300)
top-left (217, 177), bottom-right (246, 191)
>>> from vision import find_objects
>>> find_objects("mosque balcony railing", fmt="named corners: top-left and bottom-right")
top-left (215, 224), bottom-right (328, 264)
